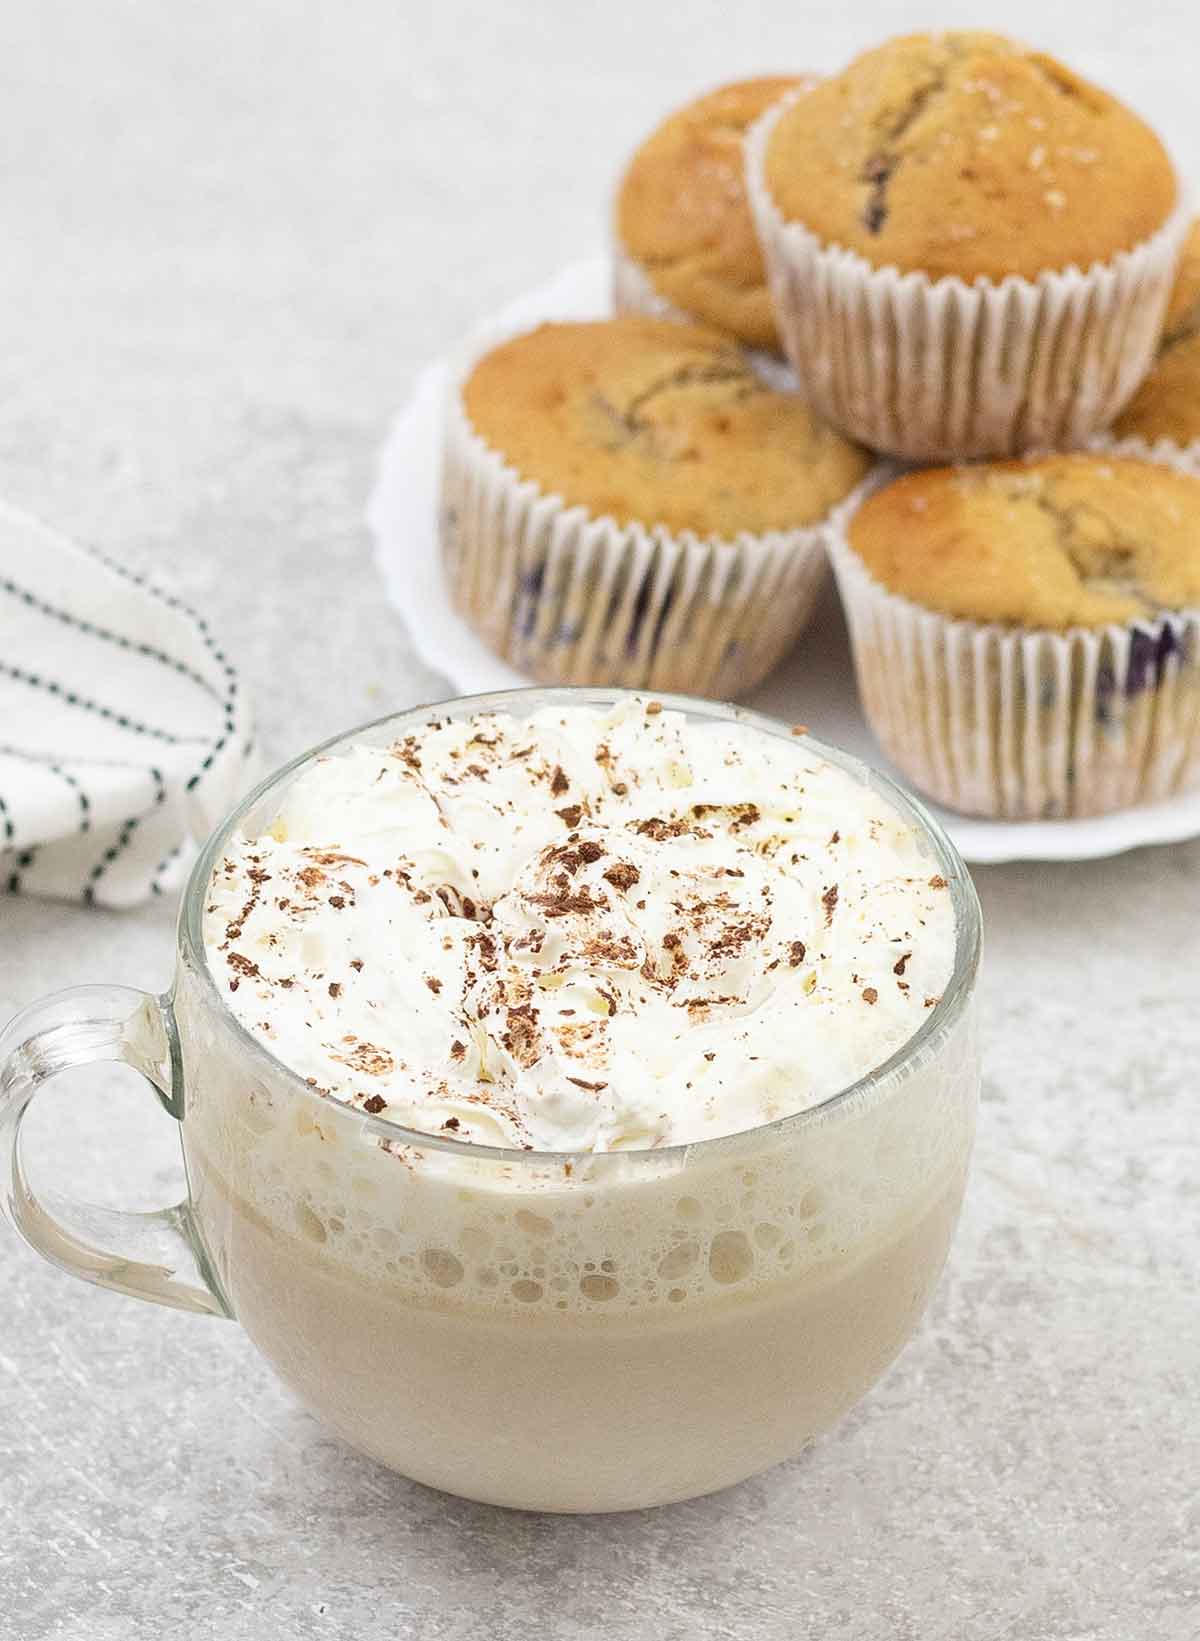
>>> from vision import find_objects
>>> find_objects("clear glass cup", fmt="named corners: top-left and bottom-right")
top-left (0, 689), bottom-right (982, 1512)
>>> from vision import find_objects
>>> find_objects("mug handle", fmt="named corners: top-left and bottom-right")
top-left (0, 984), bottom-right (230, 1318)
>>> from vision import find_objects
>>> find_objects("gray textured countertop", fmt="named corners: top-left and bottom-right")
top-left (2, 5), bottom-right (1198, 1637)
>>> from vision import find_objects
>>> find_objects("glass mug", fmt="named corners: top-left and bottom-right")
top-left (0, 689), bottom-right (982, 1512)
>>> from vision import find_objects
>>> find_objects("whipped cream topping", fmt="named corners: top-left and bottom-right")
top-left (204, 701), bottom-right (957, 1151)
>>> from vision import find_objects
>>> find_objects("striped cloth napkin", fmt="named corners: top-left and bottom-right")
top-left (0, 501), bottom-right (255, 909)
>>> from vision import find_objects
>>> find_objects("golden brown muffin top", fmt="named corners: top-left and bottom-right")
top-left (848, 455), bottom-right (1200, 628)
top-left (763, 32), bottom-right (1177, 281)
top-left (616, 76), bottom-right (810, 351)
top-left (1114, 219), bottom-right (1200, 447)
top-left (462, 318), bottom-right (871, 538)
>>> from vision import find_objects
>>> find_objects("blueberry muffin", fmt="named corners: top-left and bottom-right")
top-left (828, 454), bottom-right (1200, 818)
top-left (614, 76), bottom-right (811, 355)
top-left (441, 316), bottom-right (871, 698)
top-left (746, 33), bottom-right (1187, 459)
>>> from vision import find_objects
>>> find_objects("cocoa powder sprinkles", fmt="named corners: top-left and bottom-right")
top-left (333, 1041), bottom-right (396, 1078)
top-left (205, 699), bottom-right (956, 1151)
top-left (603, 862), bottom-right (640, 892)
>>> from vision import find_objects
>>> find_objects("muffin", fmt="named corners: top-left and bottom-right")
top-left (746, 32), bottom-right (1188, 461)
top-left (440, 316), bottom-right (871, 697)
top-left (1107, 217), bottom-right (1200, 460)
top-left (614, 76), bottom-right (810, 361)
top-left (827, 454), bottom-right (1200, 818)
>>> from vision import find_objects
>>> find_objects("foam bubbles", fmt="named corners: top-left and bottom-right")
top-left (708, 1230), bottom-right (755, 1285)
top-left (421, 1248), bottom-right (465, 1288)
top-left (579, 1274), bottom-right (619, 1302)
top-left (658, 1240), bottom-right (700, 1279)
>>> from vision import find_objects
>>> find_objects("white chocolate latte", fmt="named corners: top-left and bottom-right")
top-left (182, 699), bottom-right (977, 1510)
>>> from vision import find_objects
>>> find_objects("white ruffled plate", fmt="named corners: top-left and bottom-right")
top-left (367, 256), bottom-right (1200, 865)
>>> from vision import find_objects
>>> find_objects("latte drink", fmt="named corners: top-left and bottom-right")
top-left (182, 697), bottom-right (977, 1510)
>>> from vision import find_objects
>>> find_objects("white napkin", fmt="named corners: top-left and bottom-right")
top-left (0, 501), bottom-right (255, 909)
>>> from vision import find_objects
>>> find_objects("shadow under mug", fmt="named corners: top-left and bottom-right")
top-left (0, 688), bottom-right (982, 1512)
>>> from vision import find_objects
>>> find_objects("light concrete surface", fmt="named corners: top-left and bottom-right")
top-left (1, 4), bottom-right (1198, 1637)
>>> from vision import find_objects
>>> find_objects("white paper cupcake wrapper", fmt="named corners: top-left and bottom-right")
top-left (826, 477), bottom-right (1200, 819)
top-left (611, 241), bottom-right (798, 392)
top-left (439, 320), bottom-right (831, 699)
top-left (745, 93), bottom-right (1193, 462)
top-left (1086, 428), bottom-right (1200, 478)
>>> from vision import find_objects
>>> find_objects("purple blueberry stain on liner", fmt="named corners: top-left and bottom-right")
top-left (516, 561), bottom-right (546, 639)
top-left (1095, 622), bottom-right (1183, 727)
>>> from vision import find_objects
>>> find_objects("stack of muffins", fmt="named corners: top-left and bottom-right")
top-left (439, 31), bottom-right (1200, 821)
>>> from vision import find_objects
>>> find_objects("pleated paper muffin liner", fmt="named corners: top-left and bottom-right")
top-left (1086, 428), bottom-right (1200, 479)
top-left (439, 322), bottom-right (833, 699)
top-left (611, 241), bottom-right (797, 392)
top-left (745, 91), bottom-right (1193, 463)
top-left (826, 478), bottom-right (1200, 819)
